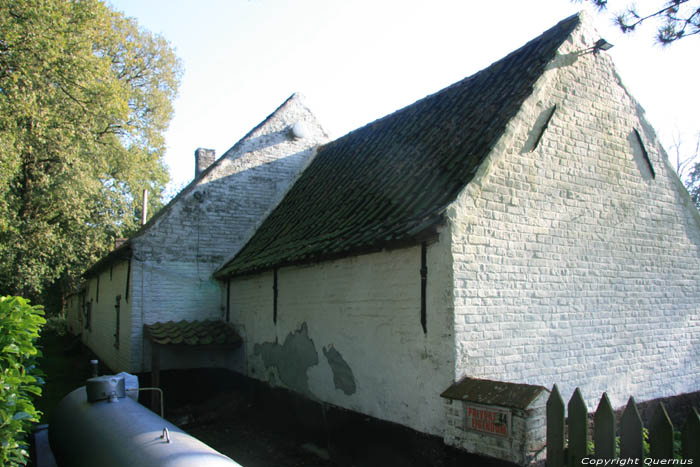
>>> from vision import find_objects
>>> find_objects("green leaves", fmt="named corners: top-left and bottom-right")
top-left (0, 0), bottom-right (182, 301)
top-left (0, 295), bottom-right (45, 466)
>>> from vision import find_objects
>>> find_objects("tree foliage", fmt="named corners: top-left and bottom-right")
top-left (682, 136), bottom-right (700, 209)
top-left (667, 130), bottom-right (700, 209)
top-left (0, 0), bottom-right (182, 302)
top-left (0, 296), bottom-right (45, 466)
top-left (578, 0), bottom-right (700, 44)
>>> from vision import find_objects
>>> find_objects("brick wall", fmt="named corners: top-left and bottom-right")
top-left (227, 239), bottom-right (455, 436)
top-left (443, 393), bottom-right (548, 465)
top-left (448, 16), bottom-right (700, 411)
top-left (124, 94), bottom-right (328, 372)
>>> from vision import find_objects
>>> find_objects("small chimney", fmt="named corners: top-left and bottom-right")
top-left (194, 148), bottom-right (216, 178)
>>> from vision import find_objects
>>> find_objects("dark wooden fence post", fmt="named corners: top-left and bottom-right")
top-left (593, 392), bottom-right (615, 459)
top-left (682, 407), bottom-right (700, 462)
top-left (649, 402), bottom-right (674, 460)
top-left (620, 397), bottom-right (643, 461)
top-left (546, 384), bottom-right (565, 467)
top-left (567, 388), bottom-right (588, 466)
top-left (547, 388), bottom-right (700, 464)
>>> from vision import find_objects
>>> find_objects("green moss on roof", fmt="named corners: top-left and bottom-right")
top-left (216, 14), bottom-right (581, 279)
top-left (440, 377), bottom-right (547, 410)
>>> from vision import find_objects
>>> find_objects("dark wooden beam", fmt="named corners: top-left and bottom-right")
top-left (151, 343), bottom-right (161, 413)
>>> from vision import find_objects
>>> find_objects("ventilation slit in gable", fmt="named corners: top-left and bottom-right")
top-left (530, 104), bottom-right (557, 152)
top-left (633, 128), bottom-right (655, 179)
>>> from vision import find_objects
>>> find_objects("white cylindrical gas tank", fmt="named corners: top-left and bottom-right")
top-left (49, 375), bottom-right (241, 467)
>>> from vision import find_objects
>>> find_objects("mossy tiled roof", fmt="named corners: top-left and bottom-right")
top-left (143, 320), bottom-right (242, 347)
top-left (216, 14), bottom-right (581, 279)
top-left (441, 377), bottom-right (547, 410)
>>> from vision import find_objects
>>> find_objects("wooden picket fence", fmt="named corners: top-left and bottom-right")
top-left (546, 385), bottom-right (700, 466)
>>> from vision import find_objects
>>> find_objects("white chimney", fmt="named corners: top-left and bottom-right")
top-left (194, 148), bottom-right (216, 178)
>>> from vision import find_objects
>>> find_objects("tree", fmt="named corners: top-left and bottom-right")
top-left (578, 0), bottom-right (700, 44)
top-left (679, 134), bottom-right (700, 208)
top-left (665, 128), bottom-right (700, 209)
top-left (0, 0), bottom-right (182, 304)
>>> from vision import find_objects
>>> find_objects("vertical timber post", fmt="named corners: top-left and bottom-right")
top-left (225, 278), bottom-right (231, 322)
top-left (151, 343), bottom-right (161, 413)
top-left (125, 259), bottom-right (131, 302)
top-left (273, 268), bottom-right (278, 324)
top-left (420, 242), bottom-right (427, 333)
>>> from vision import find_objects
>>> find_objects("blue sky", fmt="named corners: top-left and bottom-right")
top-left (107, 1), bottom-right (700, 195)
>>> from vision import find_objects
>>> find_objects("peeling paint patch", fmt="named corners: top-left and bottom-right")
top-left (253, 322), bottom-right (318, 396)
top-left (323, 345), bottom-right (356, 395)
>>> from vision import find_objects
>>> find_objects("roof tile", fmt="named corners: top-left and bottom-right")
top-left (143, 320), bottom-right (242, 347)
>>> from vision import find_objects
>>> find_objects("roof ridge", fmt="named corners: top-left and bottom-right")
top-left (215, 13), bottom-right (582, 278)
top-left (319, 13), bottom-right (582, 154)
top-left (115, 93), bottom-right (325, 241)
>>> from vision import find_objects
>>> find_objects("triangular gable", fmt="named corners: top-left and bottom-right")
top-left (136, 92), bottom-right (327, 236)
top-left (215, 14), bottom-right (581, 279)
top-left (84, 93), bottom-right (327, 277)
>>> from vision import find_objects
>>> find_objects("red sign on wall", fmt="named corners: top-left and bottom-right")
top-left (464, 403), bottom-right (511, 437)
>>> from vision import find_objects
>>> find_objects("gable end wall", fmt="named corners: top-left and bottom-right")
top-left (125, 99), bottom-right (327, 372)
top-left (449, 20), bottom-right (700, 409)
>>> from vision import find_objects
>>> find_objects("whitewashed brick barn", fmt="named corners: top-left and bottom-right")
top-left (214, 13), bottom-right (700, 464)
top-left (75, 93), bottom-right (329, 372)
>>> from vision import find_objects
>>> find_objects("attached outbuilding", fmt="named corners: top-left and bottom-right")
top-left (214, 12), bottom-right (700, 462)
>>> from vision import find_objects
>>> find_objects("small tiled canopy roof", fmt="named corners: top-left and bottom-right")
top-left (143, 320), bottom-right (242, 348)
top-left (215, 14), bottom-right (581, 279)
top-left (441, 377), bottom-right (548, 410)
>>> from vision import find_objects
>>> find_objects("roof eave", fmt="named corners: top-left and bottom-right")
top-left (83, 242), bottom-right (132, 278)
top-left (214, 218), bottom-right (444, 280)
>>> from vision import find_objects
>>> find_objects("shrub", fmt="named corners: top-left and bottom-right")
top-left (44, 314), bottom-right (69, 337)
top-left (0, 296), bottom-right (45, 466)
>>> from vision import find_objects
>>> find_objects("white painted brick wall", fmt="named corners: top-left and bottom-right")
top-left (228, 239), bottom-right (455, 436)
top-left (448, 17), bottom-right (700, 411)
top-left (106, 95), bottom-right (328, 372)
top-left (443, 393), bottom-right (548, 465)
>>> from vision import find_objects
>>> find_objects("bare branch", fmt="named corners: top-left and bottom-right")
top-left (577, 0), bottom-right (700, 44)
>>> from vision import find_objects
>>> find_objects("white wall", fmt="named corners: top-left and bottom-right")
top-left (81, 260), bottom-right (132, 372)
top-left (227, 239), bottom-right (455, 436)
top-left (124, 96), bottom-right (328, 372)
top-left (64, 291), bottom-right (83, 335)
top-left (449, 16), bottom-right (700, 410)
